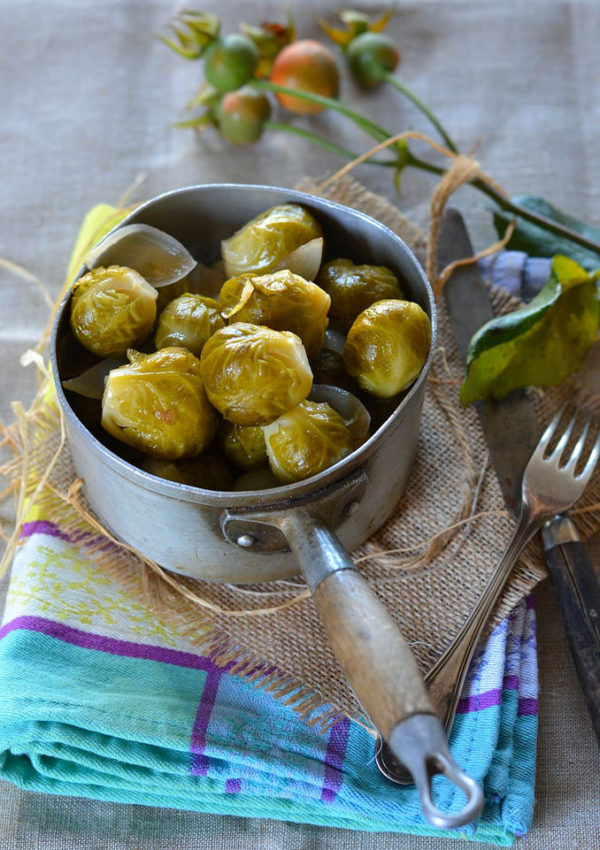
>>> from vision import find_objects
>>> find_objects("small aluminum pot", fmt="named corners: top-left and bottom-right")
top-left (51, 184), bottom-right (482, 828)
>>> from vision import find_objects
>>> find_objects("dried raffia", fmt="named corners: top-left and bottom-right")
top-left (1, 175), bottom-right (599, 732)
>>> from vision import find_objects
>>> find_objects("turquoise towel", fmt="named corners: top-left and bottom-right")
top-left (0, 519), bottom-right (537, 845)
top-left (0, 251), bottom-right (545, 843)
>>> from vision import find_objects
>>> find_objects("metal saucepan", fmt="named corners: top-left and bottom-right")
top-left (51, 184), bottom-right (483, 828)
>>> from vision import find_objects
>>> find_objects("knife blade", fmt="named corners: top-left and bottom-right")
top-left (438, 208), bottom-right (539, 514)
top-left (441, 208), bottom-right (600, 740)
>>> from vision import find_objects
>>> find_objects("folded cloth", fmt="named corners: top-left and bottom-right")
top-left (0, 232), bottom-right (542, 844)
top-left (0, 521), bottom-right (537, 845)
top-left (478, 251), bottom-right (551, 301)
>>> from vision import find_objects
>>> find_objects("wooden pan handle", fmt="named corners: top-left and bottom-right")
top-left (264, 508), bottom-right (483, 829)
top-left (312, 569), bottom-right (435, 736)
top-left (277, 510), bottom-right (434, 737)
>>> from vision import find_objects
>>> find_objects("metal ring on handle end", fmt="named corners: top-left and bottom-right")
top-left (387, 714), bottom-right (484, 830)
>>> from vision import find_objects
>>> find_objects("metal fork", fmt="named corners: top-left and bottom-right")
top-left (425, 404), bottom-right (600, 738)
top-left (378, 405), bottom-right (600, 784)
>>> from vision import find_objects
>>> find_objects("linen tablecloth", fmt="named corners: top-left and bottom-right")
top-left (1, 2), bottom-right (599, 848)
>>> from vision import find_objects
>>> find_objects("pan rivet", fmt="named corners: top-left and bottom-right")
top-left (236, 534), bottom-right (255, 548)
top-left (345, 500), bottom-right (361, 516)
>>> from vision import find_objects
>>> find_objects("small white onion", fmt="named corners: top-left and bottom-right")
top-left (309, 384), bottom-right (371, 444)
top-left (62, 357), bottom-right (126, 399)
top-left (275, 237), bottom-right (323, 281)
top-left (84, 224), bottom-right (197, 289)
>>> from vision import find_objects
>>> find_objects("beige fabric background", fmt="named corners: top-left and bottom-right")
top-left (1, 1), bottom-right (599, 847)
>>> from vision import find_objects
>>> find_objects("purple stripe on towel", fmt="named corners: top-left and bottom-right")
top-left (20, 520), bottom-right (72, 542)
top-left (0, 616), bottom-right (223, 673)
top-left (457, 684), bottom-right (538, 716)
top-left (190, 669), bottom-right (224, 776)
top-left (320, 717), bottom-right (351, 803)
top-left (518, 697), bottom-right (538, 716)
top-left (0, 615), bottom-right (235, 778)
top-left (457, 688), bottom-right (503, 713)
top-left (20, 520), bottom-right (117, 553)
top-left (225, 778), bottom-right (242, 794)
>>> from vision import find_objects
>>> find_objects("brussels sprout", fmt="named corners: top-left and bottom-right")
top-left (233, 468), bottom-right (280, 491)
top-left (219, 269), bottom-right (330, 359)
top-left (316, 258), bottom-right (404, 332)
top-left (262, 400), bottom-right (354, 483)
top-left (311, 328), bottom-right (355, 390)
top-left (309, 384), bottom-right (371, 446)
top-left (343, 299), bottom-right (431, 398)
top-left (155, 293), bottom-right (224, 356)
top-left (200, 323), bottom-right (313, 425)
top-left (220, 421), bottom-right (267, 470)
top-left (101, 347), bottom-right (218, 460)
top-left (70, 265), bottom-right (157, 357)
top-left (156, 277), bottom-right (189, 313)
top-left (221, 203), bottom-right (323, 278)
top-left (311, 346), bottom-right (348, 389)
top-left (141, 453), bottom-right (233, 490)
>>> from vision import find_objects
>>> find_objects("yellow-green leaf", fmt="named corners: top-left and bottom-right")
top-left (460, 255), bottom-right (600, 405)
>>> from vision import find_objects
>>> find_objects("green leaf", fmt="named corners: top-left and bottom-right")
top-left (460, 255), bottom-right (600, 405)
top-left (491, 195), bottom-right (600, 272)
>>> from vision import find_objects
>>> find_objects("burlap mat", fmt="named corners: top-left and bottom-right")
top-left (1, 177), bottom-right (599, 733)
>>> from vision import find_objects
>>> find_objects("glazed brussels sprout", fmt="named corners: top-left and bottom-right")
top-left (343, 299), bottom-right (431, 398)
top-left (309, 384), bottom-right (371, 446)
top-left (101, 347), bottom-right (218, 460)
top-left (316, 259), bottom-right (404, 332)
top-left (233, 468), bottom-right (280, 491)
top-left (311, 346), bottom-right (348, 389)
top-left (70, 266), bottom-right (157, 357)
top-left (200, 323), bottom-right (313, 425)
top-left (141, 453), bottom-right (233, 490)
top-left (221, 203), bottom-right (322, 278)
top-left (155, 277), bottom-right (189, 314)
top-left (219, 269), bottom-right (330, 360)
top-left (262, 400), bottom-right (354, 483)
top-left (220, 421), bottom-right (267, 470)
top-left (155, 293), bottom-right (225, 356)
top-left (311, 328), bottom-right (355, 391)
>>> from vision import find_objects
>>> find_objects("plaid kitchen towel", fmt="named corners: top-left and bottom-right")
top-left (0, 520), bottom-right (537, 845)
top-left (0, 202), bottom-right (542, 844)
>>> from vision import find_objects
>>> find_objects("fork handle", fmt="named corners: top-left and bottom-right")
top-left (425, 507), bottom-right (538, 733)
top-left (542, 515), bottom-right (600, 742)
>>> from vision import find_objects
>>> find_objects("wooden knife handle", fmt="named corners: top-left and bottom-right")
top-left (542, 516), bottom-right (600, 741)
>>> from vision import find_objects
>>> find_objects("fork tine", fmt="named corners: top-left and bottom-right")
top-left (548, 407), bottom-right (577, 463)
top-left (577, 427), bottom-right (600, 484)
top-left (534, 403), bottom-right (568, 457)
top-left (564, 415), bottom-right (591, 472)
